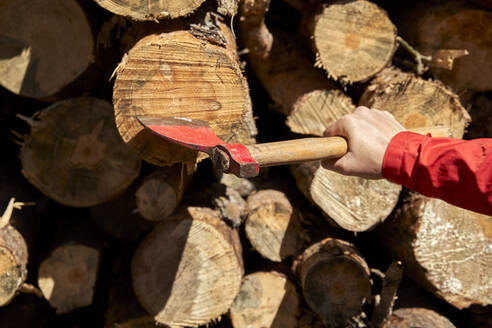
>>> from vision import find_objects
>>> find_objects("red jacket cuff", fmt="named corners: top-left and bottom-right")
top-left (382, 131), bottom-right (426, 185)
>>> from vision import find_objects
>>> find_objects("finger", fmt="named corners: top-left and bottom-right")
top-left (323, 116), bottom-right (351, 138)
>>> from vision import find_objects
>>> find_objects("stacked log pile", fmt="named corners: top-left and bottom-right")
top-left (0, 0), bottom-right (490, 327)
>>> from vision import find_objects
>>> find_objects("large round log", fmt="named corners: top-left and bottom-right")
top-left (396, 1), bottom-right (492, 92)
top-left (310, 0), bottom-right (397, 83)
top-left (292, 238), bottom-right (372, 326)
top-left (113, 22), bottom-right (256, 166)
top-left (0, 0), bottom-right (93, 99)
top-left (245, 190), bottom-right (307, 262)
top-left (20, 98), bottom-right (141, 207)
top-left (132, 207), bottom-right (243, 327)
top-left (377, 193), bottom-right (492, 309)
top-left (360, 67), bottom-right (470, 139)
top-left (94, 0), bottom-right (206, 20)
top-left (239, 0), bottom-right (355, 136)
top-left (230, 271), bottom-right (301, 328)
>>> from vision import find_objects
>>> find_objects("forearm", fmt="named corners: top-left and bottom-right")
top-left (382, 132), bottom-right (492, 215)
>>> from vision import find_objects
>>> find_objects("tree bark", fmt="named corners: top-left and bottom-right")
top-left (309, 0), bottom-right (397, 83)
top-left (230, 271), bottom-right (301, 328)
top-left (395, 0), bottom-right (492, 92)
top-left (292, 238), bottom-right (372, 327)
top-left (113, 19), bottom-right (257, 166)
top-left (132, 206), bottom-right (244, 327)
top-left (0, 0), bottom-right (93, 99)
top-left (360, 67), bottom-right (470, 138)
top-left (135, 163), bottom-right (194, 221)
top-left (376, 193), bottom-right (492, 309)
top-left (245, 190), bottom-right (307, 262)
top-left (239, 0), bottom-right (355, 136)
top-left (20, 98), bottom-right (141, 207)
top-left (383, 308), bottom-right (456, 328)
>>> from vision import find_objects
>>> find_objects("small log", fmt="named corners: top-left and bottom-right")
top-left (0, 0), bottom-right (93, 99)
top-left (219, 173), bottom-right (257, 198)
top-left (310, 0), bottom-right (397, 83)
top-left (292, 238), bottom-right (372, 327)
top-left (20, 98), bottom-right (141, 207)
top-left (132, 207), bottom-right (244, 327)
top-left (383, 308), bottom-right (456, 328)
top-left (377, 193), bottom-right (492, 309)
top-left (113, 18), bottom-right (256, 166)
top-left (239, 0), bottom-right (355, 136)
top-left (0, 199), bottom-right (29, 307)
top-left (396, 1), bottom-right (492, 92)
top-left (94, 0), bottom-right (207, 20)
top-left (245, 190), bottom-right (307, 262)
top-left (91, 181), bottom-right (154, 242)
top-left (230, 271), bottom-right (301, 328)
top-left (291, 161), bottom-right (401, 232)
top-left (360, 67), bottom-right (470, 138)
top-left (135, 163), bottom-right (194, 222)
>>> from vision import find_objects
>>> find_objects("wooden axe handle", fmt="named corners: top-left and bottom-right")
top-left (245, 126), bottom-right (450, 167)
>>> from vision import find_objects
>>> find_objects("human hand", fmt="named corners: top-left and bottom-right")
top-left (321, 106), bottom-right (405, 179)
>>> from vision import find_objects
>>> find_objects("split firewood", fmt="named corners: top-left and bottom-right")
top-left (239, 0), bottom-right (355, 136)
top-left (0, 293), bottom-right (52, 328)
top-left (383, 308), bottom-right (456, 328)
top-left (113, 16), bottom-right (256, 166)
top-left (219, 173), bottom-right (257, 198)
top-left (19, 98), bottom-right (141, 207)
top-left (376, 193), bottom-right (492, 309)
top-left (291, 161), bottom-right (401, 232)
top-left (245, 190), bottom-right (307, 262)
top-left (132, 207), bottom-right (243, 327)
top-left (288, 0), bottom-right (398, 83)
top-left (0, 0), bottom-right (93, 99)
top-left (0, 199), bottom-right (29, 307)
top-left (360, 67), bottom-right (470, 139)
top-left (292, 238), bottom-right (372, 327)
top-left (395, 1), bottom-right (492, 92)
top-left (37, 219), bottom-right (105, 314)
top-left (372, 261), bottom-right (404, 328)
top-left (90, 181), bottom-right (154, 242)
top-left (229, 271), bottom-right (301, 328)
top-left (135, 163), bottom-right (194, 222)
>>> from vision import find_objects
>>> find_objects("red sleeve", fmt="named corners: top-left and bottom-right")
top-left (382, 131), bottom-right (492, 216)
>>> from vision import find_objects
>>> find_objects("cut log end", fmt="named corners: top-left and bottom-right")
top-left (38, 244), bottom-right (100, 314)
top-left (20, 98), bottom-right (141, 207)
top-left (293, 238), bottom-right (372, 326)
top-left (312, 0), bottom-right (397, 83)
top-left (230, 272), bottom-right (300, 328)
top-left (245, 190), bottom-right (306, 262)
top-left (132, 207), bottom-right (243, 327)
top-left (383, 308), bottom-right (456, 328)
top-left (0, 0), bottom-right (93, 98)
top-left (286, 89), bottom-right (355, 136)
top-left (113, 29), bottom-right (256, 166)
top-left (94, 0), bottom-right (207, 20)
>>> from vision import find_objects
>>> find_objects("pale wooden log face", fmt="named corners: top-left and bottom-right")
top-left (113, 31), bottom-right (254, 166)
top-left (310, 166), bottom-right (401, 232)
top-left (411, 198), bottom-right (492, 308)
top-left (287, 89), bottom-right (355, 136)
top-left (0, 247), bottom-right (24, 306)
top-left (313, 0), bottom-right (397, 83)
top-left (0, 0), bottom-right (93, 98)
top-left (38, 244), bottom-right (100, 314)
top-left (135, 179), bottom-right (177, 221)
top-left (21, 98), bottom-right (141, 207)
top-left (94, 0), bottom-right (206, 20)
top-left (230, 272), bottom-right (300, 328)
top-left (132, 210), bottom-right (243, 327)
